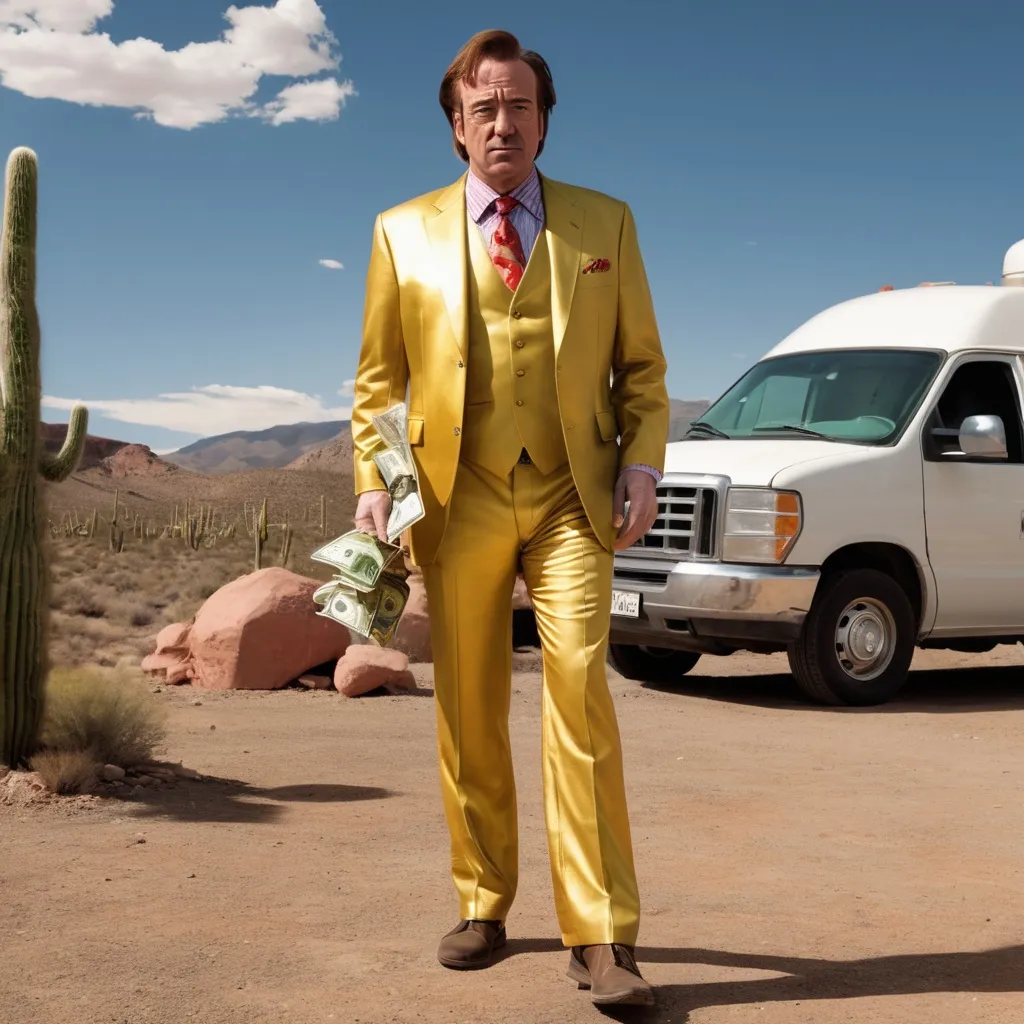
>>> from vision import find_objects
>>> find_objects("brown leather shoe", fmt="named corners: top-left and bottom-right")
top-left (567, 944), bottom-right (655, 1006)
top-left (437, 919), bottom-right (506, 969)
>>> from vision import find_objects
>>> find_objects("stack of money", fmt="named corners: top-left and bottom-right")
top-left (310, 530), bottom-right (411, 646)
top-left (368, 403), bottom-right (426, 542)
top-left (311, 402), bottom-right (426, 646)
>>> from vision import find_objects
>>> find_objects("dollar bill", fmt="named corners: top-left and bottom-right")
top-left (370, 402), bottom-right (426, 540)
top-left (310, 529), bottom-right (403, 592)
top-left (314, 571), bottom-right (410, 643)
top-left (369, 571), bottom-right (411, 646)
top-left (315, 584), bottom-right (378, 638)
top-left (371, 403), bottom-right (408, 451)
top-left (373, 446), bottom-right (424, 543)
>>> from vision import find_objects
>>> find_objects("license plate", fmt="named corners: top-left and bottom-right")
top-left (611, 589), bottom-right (641, 618)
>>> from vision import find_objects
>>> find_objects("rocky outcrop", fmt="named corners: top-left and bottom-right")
top-left (141, 568), bottom-right (352, 689)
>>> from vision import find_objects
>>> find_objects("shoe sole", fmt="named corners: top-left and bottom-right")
top-left (567, 958), bottom-right (656, 1006)
top-left (438, 932), bottom-right (506, 970)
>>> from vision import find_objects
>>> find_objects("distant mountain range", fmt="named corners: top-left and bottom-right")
top-left (163, 420), bottom-right (348, 474)
top-left (42, 398), bottom-right (712, 480)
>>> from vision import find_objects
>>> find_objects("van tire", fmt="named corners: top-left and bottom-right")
top-left (608, 644), bottom-right (702, 684)
top-left (788, 568), bottom-right (915, 706)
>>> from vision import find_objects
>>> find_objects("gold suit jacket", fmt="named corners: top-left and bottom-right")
top-left (351, 172), bottom-right (670, 566)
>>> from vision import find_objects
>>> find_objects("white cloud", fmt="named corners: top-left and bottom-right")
top-left (0, 0), bottom-right (355, 128)
top-left (263, 77), bottom-right (355, 125)
top-left (318, 258), bottom-right (343, 270)
top-left (42, 383), bottom-right (351, 436)
top-left (0, 0), bottom-right (112, 32)
top-left (744, 241), bottom-right (758, 247)
top-left (337, 378), bottom-right (355, 398)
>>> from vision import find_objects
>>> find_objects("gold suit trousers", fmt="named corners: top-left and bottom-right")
top-left (421, 459), bottom-right (641, 947)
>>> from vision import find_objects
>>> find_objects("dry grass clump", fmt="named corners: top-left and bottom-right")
top-left (36, 666), bottom-right (167, 777)
top-left (29, 749), bottom-right (99, 795)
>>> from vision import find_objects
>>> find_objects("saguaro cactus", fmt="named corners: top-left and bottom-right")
top-left (0, 147), bottom-right (88, 767)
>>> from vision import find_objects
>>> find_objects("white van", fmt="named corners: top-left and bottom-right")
top-left (609, 241), bottom-right (1024, 706)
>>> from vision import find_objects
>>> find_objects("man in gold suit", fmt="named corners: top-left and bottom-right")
top-left (350, 29), bottom-right (669, 1007)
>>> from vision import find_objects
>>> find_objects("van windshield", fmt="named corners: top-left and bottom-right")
top-left (692, 349), bottom-right (943, 443)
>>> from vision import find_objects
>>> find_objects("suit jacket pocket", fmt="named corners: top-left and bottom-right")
top-left (408, 416), bottom-right (424, 446)
top-left (576, 275), bottom-right (616, 291)
top-left (595, 410), bottom-right (619, 442)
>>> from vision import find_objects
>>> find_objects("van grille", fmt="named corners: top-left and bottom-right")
top-left (632, 484), bottom-right (717, 558)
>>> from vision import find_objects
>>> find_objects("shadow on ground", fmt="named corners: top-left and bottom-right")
top-left (501, 939), bottom-right (1024, 1020)
top-left (639, 663), bottom-right (1024, 714)
top-left (113, 777), bottom-right (395, 825)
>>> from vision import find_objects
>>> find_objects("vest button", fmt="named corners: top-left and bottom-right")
top-left (515, 340), bottom-right (525, 348)
top-left (516, 369), bottom-right (525, 377)
top-left (457, 360), bottom-right (464, 368)
top-left (516, 400), bottom-right (524, 407)
top-left (453, 426), bottom-right (461, 436)
top-left (511, 309), bottom-right (522, 319)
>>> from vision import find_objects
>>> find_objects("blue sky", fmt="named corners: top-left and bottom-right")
top-left (2, 0), bottom-right (1023, 452)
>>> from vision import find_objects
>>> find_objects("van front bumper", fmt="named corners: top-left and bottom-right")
top-left (609, 557), bottom-right (821, 653)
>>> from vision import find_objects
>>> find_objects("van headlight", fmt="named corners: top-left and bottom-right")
top-left (722, 487), bottom-right (802, 564)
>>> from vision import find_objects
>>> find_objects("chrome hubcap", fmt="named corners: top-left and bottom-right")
top-left (834, 598), bottom-right (896, 680)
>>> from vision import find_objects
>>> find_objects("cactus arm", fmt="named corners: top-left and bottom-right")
top-left (38, 404), bottom-right (87, 482)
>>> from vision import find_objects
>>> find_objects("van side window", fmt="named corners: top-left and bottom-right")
top-left (924, 360), bottom-right (1024, 463)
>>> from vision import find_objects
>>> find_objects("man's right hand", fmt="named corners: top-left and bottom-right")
top-left (354, 490), bottom-right (392, 542)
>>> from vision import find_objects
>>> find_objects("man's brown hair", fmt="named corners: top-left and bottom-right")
top-left (439, 30), bottom-right (557, 161)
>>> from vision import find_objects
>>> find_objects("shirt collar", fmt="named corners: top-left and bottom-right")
top-left (465, 166), bottom-right (544, 225)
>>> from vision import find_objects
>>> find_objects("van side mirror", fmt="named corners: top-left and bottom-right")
top-left (931, 414), bottom-right (1008, 459)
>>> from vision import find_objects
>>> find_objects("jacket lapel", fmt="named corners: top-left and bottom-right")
top-left (540, 175), bottom-right (584, 360)
top-left (424, 175), bottom-right (468, 359)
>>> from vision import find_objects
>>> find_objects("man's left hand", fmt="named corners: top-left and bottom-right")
top-left (612, 469), bottom-right (659, 551)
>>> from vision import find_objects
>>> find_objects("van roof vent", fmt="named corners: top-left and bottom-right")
top-left (1003, 239), bottom-right (1024, 286)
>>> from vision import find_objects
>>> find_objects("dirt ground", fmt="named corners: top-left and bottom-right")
top-left (2, 645), bottom-right (1024, 1024)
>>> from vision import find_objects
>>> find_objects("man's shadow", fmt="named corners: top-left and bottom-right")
top-left (501, 939), bottom-right (1024, 1020)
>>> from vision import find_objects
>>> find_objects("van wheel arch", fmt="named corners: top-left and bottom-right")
top-left (818, 543), bottom-right (924, 632)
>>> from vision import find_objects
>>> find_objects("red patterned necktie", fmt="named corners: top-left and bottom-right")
top-left (489, 195), bottom-right (527, 291)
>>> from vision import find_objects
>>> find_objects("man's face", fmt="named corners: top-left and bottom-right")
top-left (454, 57), bottom-right (544, 192)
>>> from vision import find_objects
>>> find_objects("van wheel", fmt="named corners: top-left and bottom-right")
top-left (787, 568), bottom-right (915, 706)
top-left (608, 644), bottom-right (702, 683)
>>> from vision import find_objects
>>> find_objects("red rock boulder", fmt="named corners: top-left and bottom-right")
top-left (186, 568), bottom-right (351, 690)
top-left (141, 622), bottom-right (192, 685)
top-left (333, 645), bottom-right (418, 696)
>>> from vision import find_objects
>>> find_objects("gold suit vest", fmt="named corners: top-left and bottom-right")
top-left (459, 214), bottom-right (569, 478)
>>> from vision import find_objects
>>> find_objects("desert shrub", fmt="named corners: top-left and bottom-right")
top-left (29, 749), bottom-right (98, 795)
top-left (38, 666), bottom-right (167, 768)
top-left (62, 584), bottom-right (109, 619)
top-left (108, 572), bottom-right (135, 594)
top-left (194, 580), bottom-right (221, 601)
top-left (130, 607), bottom-right (155, 628)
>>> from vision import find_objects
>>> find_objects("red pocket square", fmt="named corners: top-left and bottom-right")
top-left (582, 258), bottom-right (611, 274)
